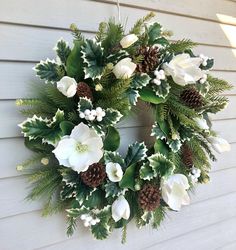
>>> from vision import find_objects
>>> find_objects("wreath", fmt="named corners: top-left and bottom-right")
top-left (17, 12), bottom-right (232, 242)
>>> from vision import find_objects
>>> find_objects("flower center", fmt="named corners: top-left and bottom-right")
top-left (76, 142), bottom-right (89, 153)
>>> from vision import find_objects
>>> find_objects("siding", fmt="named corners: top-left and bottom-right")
top-left (0, 0), bottom-right (236, 249)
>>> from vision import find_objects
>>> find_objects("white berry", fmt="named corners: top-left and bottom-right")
top-left (88, 114), bottom-right (95, 121)
top-left (79, 112), bottom-right (85, 119)
top-left (85, 216), bottom-right (93, 222)
top-left (80, 214), bottom-right (87, 220)
top-left (96, 107), bottom-right (103, 114)
top-left (90, 220), bottom-right (97, 226)
top-left (84, 221), bottom-right (90, 227)
top-left (101, 111), bottom-right (106, 117)
top-left (84, 109), bottom-right (91, 116)
top-left (153, 79), bottom-right (161, 85)
top-left (91, 109), bottom-right (97, 116)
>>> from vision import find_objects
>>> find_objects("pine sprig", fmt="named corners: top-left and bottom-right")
top-left (207, 75), bottom-right (233, 96)
top-left (167, 39), bottom-right (198, 53)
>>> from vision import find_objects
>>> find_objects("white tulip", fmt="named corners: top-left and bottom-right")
top-left (209, 136), bottom-right (231, 153)
top-left (106, 162), bottom-right (123, 182)
top-left (113, 58), bottom-right (136, 79)
top-left (57, 76), bottom-right (77, 97)
top-left (112, 196), bottom-right (130, 222)
top-left (194, 117), bottom-right (209, 130)
top-left (163, 53), bottom-right (204, 86)
top-left (161, 174), bottom-right (190, 211)
top-left (53, 123), bottom-right (103, 173)
top-left (120, 34), bottom-right (138, 48)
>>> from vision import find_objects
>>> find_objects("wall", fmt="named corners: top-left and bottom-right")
top-left (0, 0), bottom-right (236, 249)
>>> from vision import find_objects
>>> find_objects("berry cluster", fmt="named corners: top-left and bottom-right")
top-left (79, 107), bottom-right (106, 122)
top-left (152, 69), bottom-right (165, 85)
top-left (80, 214), bottom-right (100, 227)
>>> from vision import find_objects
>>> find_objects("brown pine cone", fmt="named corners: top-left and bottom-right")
top-left (136, 46), bottom-right (159, 73)
top-left (180, 88), bottom-right (203, 109)
top-left (138, 184), bottom-right (160, 211)
top-left (77, 82), bottom-right (93, 101)
top-left (80, 163), bottom-right (106, 188)
top-left (181, 143), bottom-right (193, 169)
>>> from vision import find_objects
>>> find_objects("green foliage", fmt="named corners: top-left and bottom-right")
top-left (78, 97), bottom-right (93, 112)
top-left (130, 12), bottom-right (155, 35)
top-left (125, 142), bottom-right (147, 167)
top-left (139, 87), bottom-right (166, 104)
top-left (119, 164), bottom-right (137, 190)
top-left (147, 22), bottom-right (162, 45)
top-left (207, 75), bottom-right (233, 96)
top-left (34, 59), bottom-right (65, 83)
top-left (102, 109), bottom-right (123, 126)
top-left (127, 89), bottom-right (139, 105)
top-left (167, 39), bottom-right (197, 53)
top-left (70, 23), bottom-right (84, 41)
top-left (152, 205), bottom-right (166, 229)
top-left (96, 22), bottom-right (107, 42)
top-left (82, 39), bottom-right (104, 79)
top-left (131, 74), bottom-right (151, 89)
top-left (55, 39), bottom-right (71, 64)
top-left (103, 126), bottom-right (120, 151)
top-left (104, 182), bottom-right (122, 198)
top-left (203, 95), bottom-right (228, 114)
top-left (152, 80), bottom-right (171, 99)
top-left (104, 151), bottom-right (125, 167)
top-left (66, 40), bottom-right (85, 81)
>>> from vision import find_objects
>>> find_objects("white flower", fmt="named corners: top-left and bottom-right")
top-left (113, 58), bottom-right (136, 79)
top-left (161, 174), bottom-right (190, 211)
top-left (112, 196), bottom-right (130, 222)
top-left (194, 117), bottom-right (209, 130)
top-left (120, 34), bottom-right (138, 48)
top-left (209, 136), bottom-right (231, 153)
top-left (57, 76), bottom-right (77, 97)
top-left (106, 162), bottom-right (123, 182)
top-left (53, 123), bottom-right (103, 173)
top-left (163, 53), bottom-right (203, 86)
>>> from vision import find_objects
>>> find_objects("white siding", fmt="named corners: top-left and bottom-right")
top-left (0, 0), bottom-right (236, 249)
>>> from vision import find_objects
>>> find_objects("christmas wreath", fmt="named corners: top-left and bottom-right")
top-left (17, 12), bottom-right (232, 241)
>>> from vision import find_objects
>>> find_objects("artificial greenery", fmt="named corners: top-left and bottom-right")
top-left (17, 12), bottom-right (232, 242)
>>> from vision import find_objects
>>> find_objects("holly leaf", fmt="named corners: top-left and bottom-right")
top-left (148, 153), bottom-right (175, 177)
top-left (60, 121), bottom-right (75, 135)
top-left (82, 39), bottom-right (104, 80)
top-left (78, 97), bottom-right (93, 112)
top-left (200, 58), bottom-right (214, 70)
top-left (102, 108), bottom-right (123, 126)
top-left (147, 22), bottom-right (162, 45)
top-left (103, 126), bottom-right (120, 152)
top-left (125, 142), bottom-right (147, 167)
top-left (104, 182), bottom-right (122, 198)
top-left (196, 81), bottom-right (210, 96)
top-left (154, 139), bottom-right (169, 156)
top-left (131, 74), bottom-right (151, 89)
top-left (127, 89), bottom-right (140, 105)
top-left (152, 80), bottom-right (171, 98)
top-left (19, 109), bottom-right (65, 144)
top-left (34, 59), bottom-right (65, 83)
top-left (66, 206), bottom-right (89, 218)
top-left (151, 122), bottom-right (167, 140)
top-left (55, 39), bottom-right (71, 64)
top-left (139, 162), bottom-right (155, 180)
top-left (119, 163), bottom-right (137, 191)
top-left (139, 87), bottom-right (166, 104)
top-left (66, 40), bottom-right (85, 81)
top-left (104, 151), bottom-right (125, 167)
top-left (60, 168), bottom-right (79, 186)
top-left (166, 139), bottom-right (182, 153)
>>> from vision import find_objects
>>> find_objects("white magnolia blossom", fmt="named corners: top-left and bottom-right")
top-left (120, 34), bottom-right (138, 48)
top-left (161, 174), bottom-right (190, 211)
top-left (113, 58), bottom-right (136, 79)
top-left (112, 196), bottom-right (130, 222)
top-left (194, 117), bottom-right (209, 130)
top-left (209, 136), bottom-right (231, 153)
top-left (163, 53), bottom-right (204, 86)
top-left (53, 123), bottom-right (103, 173)
top-left (106, 162), bottom-right (123, 182)
top-left (57, 76), bottom-right (77, 97)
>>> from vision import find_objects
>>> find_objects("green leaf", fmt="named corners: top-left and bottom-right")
top-left (167, 139), bottom-right (182, 153)
top-left (201, 58), bottom-right (214, 70)
top-left (66, 206), bottom-right (89, 218)
top-left (34, 59), bottom-right (65, 83)
top-left (103, 126), bottom-right (120, 151)
top-left (83, 189), bottom-right (106, 208)
top-left (24, 138), bottom-right (54, 154)
top-left (196, 81), bottom-right (210, 96)
top-left (66, 40), bottom-right (84, 81)
top-left (139, 162), bottom-right (155, 180)
top-left (131, 74), bottom-right (151, 89)
top-left (77, 97), bottom-right (93, 112)
top-left (82, 39), bottom-right (104, 80)
top-left (155, 37), bottom-right (169, 46)
top-left (104, 151), bottom-right (125, 167)
top-left (152, 206), bottom-right (165, 229)
top-left (148, 153), bottom-right (175, 177)
top-left (60, 121), bottom-right (75, 135)
top-left (55, 39), bottom-right (71, 64)
top-left (154, 139), bottom-right (169, 156)
top-left (119, 163), bottom-right (137, 191)
top-left (139, 88), bottom-right (166, 104)
top-left (152, 80), bottom-right (170, 99)
top-left (151, 122), bottom-right (167, 140)
top-left (60, 168), bottom-right (79, 186)
top-left (19, 109), bottom-right (65, 144)
top-left (102, 108), bottom-right (123, 126)
top-left (127, 89), bottom-right (140, 106)
top-left (147, 22), bottom-right (162, 45)
top-left (104, 182), bottom-right (122, 198)
top-left (125, 142), bottom-right (147, 167)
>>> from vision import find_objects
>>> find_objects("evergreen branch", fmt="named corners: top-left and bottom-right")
top-left (96, 22), bottom-right (108, 42)
top-left (207, 75), bottom-right (233, 96)
top-left (130, 12), bottom-right (156, 35)
top-left (66, 216), bottom-right (77, 237)
top-left (70, 23), bottom-right (84, 41)
top-left (16, 154), bottom-right (45, 171)
top-left (167, 39), bottom-right (197, 53)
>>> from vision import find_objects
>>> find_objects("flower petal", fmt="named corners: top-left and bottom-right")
top-left (53, 138), bottom-right (76, 160)
top-left (68, 152), bottom-right (90, 173)
top-left (70, 122), bottom-right (91, 141)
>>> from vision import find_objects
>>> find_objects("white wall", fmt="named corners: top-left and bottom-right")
top-left (0, 0), bottom-right (236, 249)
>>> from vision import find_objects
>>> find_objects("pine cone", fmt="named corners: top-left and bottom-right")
top-left (180, 88), bottom-right (203, 109)
top-left (136, 46), bottom-right (159, 73)
top-left (77, 82), bottom-right (93, 101)
top-left (181, 143), bottom-right (193, 168)
top-left (80, 163), bottom-right (106, 188)
top-left (138, 184), bottom-right (160, 211)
